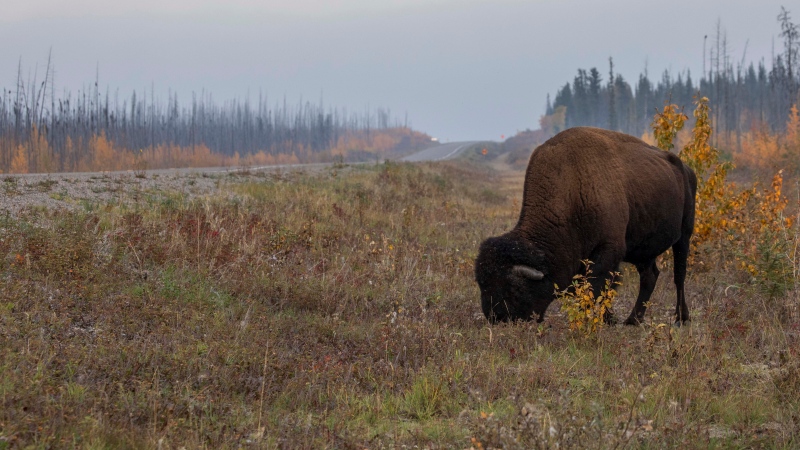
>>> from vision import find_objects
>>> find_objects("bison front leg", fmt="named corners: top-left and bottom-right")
top-left (587, 247), bottom-right (623, 325)
top-left (624, 260), bottom-right (659, 325)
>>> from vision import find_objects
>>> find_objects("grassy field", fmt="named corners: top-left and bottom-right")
top-left (1, 160), bottom-right (799, 448)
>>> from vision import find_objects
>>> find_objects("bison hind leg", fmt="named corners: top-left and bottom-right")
top-left (672, 234), bottom-right (691, 326)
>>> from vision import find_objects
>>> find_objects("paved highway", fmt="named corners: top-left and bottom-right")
top-left (400, 141), bottom-right (478, 162)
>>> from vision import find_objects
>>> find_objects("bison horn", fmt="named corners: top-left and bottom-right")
top-left (512, 265), bottom-right (544, 280)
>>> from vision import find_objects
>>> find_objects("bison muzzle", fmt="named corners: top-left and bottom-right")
top-left (475, 127), bottom-right (697, 326)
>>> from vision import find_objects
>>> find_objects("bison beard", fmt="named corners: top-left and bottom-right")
top-left (474, 127), bottom-right (697, 326)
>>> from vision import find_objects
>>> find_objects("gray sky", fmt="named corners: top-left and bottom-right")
top-left (0, 0), bottom-right (792, 141)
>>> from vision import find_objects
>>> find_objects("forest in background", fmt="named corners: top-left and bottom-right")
top-left (0, 59), bottom-right (432, 174)
top-left (537, 7), bottom-right (800, 173)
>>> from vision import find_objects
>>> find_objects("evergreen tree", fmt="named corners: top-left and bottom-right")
top-left (553, 83), bottom-right (573, 127)
top-left (608, 58), bottom-right (618, 131)
top-left (589, 68), bottom-right (603, 127)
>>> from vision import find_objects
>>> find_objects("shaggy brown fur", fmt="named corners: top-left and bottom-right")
top-left (475, 127), bottom-right (697, 325)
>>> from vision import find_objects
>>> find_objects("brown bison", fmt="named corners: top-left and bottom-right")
top-left (475, 127), bottom-right (697, 326)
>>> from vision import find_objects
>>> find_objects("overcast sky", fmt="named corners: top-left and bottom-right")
top-left (0, 0), bottom-right (792, 141)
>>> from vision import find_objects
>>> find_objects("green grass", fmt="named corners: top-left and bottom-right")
top-left (0, 161), bottom-right (798, 448)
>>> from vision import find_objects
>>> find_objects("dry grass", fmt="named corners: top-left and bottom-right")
top-left (1, 160), bottom-right (799, 448)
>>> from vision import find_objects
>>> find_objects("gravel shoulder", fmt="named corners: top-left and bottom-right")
top-left (0, 165), bottom-right (333, 218)
top-left (0, 146), bottom-right (450, 217)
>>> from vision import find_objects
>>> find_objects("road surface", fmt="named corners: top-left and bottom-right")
top-left (7, 162), bottom-right (335, 180)
top-left (400, 141), bottom-right (478, 162)
top-left (5, 141), bottom-right (477, 181)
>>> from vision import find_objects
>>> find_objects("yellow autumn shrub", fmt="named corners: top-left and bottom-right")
top-left (556, 260), bottom-right (620, 335)
top-left (653, 97), bottom-right (798, 294)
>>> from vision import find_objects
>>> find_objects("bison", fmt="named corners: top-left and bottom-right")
top-left (475, 127), bottom-right (697, 326)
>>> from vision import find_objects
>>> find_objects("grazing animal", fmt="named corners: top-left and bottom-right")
top-left (475, 127), bottom-right (697, 326)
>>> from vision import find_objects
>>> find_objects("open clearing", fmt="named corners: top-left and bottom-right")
top-left (1, 160), bottom-right (798, 448)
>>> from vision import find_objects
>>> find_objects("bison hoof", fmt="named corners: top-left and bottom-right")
top-left (673, 318), bottom-right (691, 327)
top-left (624, 316), bottom-right (642, 326)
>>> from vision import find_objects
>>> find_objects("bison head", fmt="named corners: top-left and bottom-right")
top-left (474, 234), bottom-right (553, 323)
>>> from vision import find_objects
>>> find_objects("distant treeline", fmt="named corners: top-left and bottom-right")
top-left (0, 59), bottom-right (425, 173)
top-left (542, 7), bottom-right (800, 147)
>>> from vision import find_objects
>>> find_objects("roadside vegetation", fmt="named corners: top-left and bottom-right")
top-left (2, 98), bottom-right (800, 447)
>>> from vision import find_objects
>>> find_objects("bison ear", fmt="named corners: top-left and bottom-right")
top-left (512, 265), bottom-right (544, 280)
